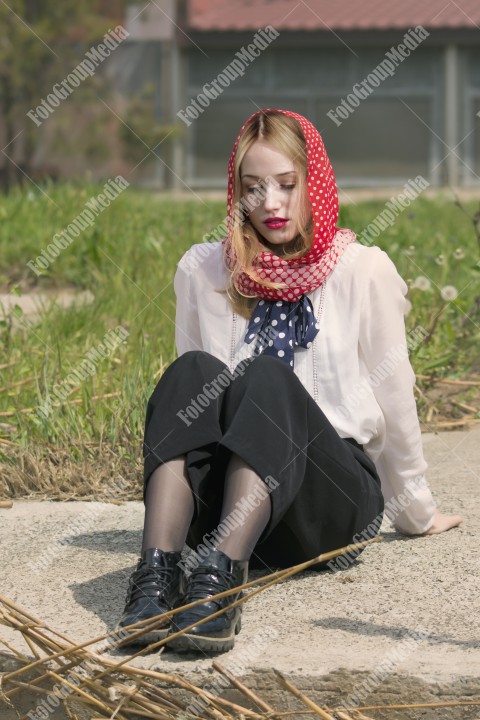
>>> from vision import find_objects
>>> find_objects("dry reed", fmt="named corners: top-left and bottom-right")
top-left (1, 537), bottom-right (479, 720)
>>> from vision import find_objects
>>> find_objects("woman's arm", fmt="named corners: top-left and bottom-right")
top-left (358, 248), bottom-right (461, 536)
top-left (173, 251), bottom-right (204, 356)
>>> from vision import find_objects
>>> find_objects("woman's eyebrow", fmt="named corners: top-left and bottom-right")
top-left (241, 171), bottom-right (297, 180)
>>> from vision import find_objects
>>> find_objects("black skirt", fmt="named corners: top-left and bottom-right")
top-left (143, 350), bottom-right (384, 571)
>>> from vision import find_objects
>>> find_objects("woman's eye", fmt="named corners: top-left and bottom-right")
top-left (246, 184), bottom-right (295, 193)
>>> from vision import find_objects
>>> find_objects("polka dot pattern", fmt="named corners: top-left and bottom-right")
top-left (244, 293), bottom-right (319, 367)
top-left (222, 108), bottom-right (356, 301)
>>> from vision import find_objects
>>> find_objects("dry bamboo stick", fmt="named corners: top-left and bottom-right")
top-left (349, 712), bottom-right (376, 720)
top-left (132, 670), bottom-right (265, 719)
top-left (128, 677), bottom-right (264, 719)
top-left (0, 611), bottom-right (113, 680)
top-left (2, 619), bottom-right (264, 720)
top-left (1, 616), bottom-right (71, 663)
top-left (61, 702), bottom-right (74, 720)
top-left (21, 633), bottom-right (41, 659)
top-left (48, 669), bottom-right (115, 716)
top-left (0, 677), bottom-right (17, 717)
top-left (349, 699), bottom-right (480, 711)
top-left (427, 418), bottom-right (480, 428)
top-left (140, 680), bottom-right (189, 712)
top-left (87, 709), bottom-right (164, 720)
top-left (0, 595), bottom-right (61, 629)
top-left (6, 620), bottom-right (68, 661)
top-left (449, 399), bottom-right (478, 413)
top-left (413, 384), bottom-right (436, 408)
top-left (273, 671), bottom-right (335, 720)
top-left (5, 538), bottom-right (382, 668)
top-left (7, 677), bottom-right (74, 698)
top-left (84, 539), bottom-right (380, 648)
top-left (63, 701), bottom-right (81, 720)
top-left (416, 376), bottom-right (480, 386)
top-left (89, 705), bottom-right (171, 720)
top-left (1, 540), bottom-right (384, 720)
top-left (55, 692), bottom-right (121, 720)
top-left (103, 676), bottom-right (202, 720)
top-left (7, 673), bottom-right (125, 720)
top-left (111, 673), bottom-right (189, 715)
top-left (24, 539), bottom-right (383, 698)
top-left (1, 621), bottom-right (85, 684)
top-left (109, 685), bottom-right (140, 720)
top-left (50, 668), bottom-right (155, 718)
top-left (69, 658), bottom-right (264, 720)
top-left (37, 660), bottom-right (186, 719)
top-left (1, 538), bottom-right (383, 700)
top-left (7, 679), bottom-right (120, 720)
top-left (108, 538), bottom-right (382, 660)
top-left (212, 662), bottom-right (277, 714)
top-left (1, 641), bottom-right (97, 701)
top-left (109, 692), bottom-right (181, 720)
top-left (0, 635), bottom-right (32, 663)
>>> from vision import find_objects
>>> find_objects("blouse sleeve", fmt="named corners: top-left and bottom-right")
top-left (173, 251), bottom-right (204, 356)
top-left (358, 248), bottom-right (437, 535)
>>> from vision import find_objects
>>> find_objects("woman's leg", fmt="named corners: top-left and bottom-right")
top-left (117, 457), bottom-right (192, 643)
top-left (166, 450), bottom-right (273, 653)
top-left (182, 352), bottom-right (384, 572)
top-left (215, 452), bottom-right (272, 560)
top-left (119, 351), bottom-right (260, 647)
top-left (141, 456), bottom-right (194, 553)
top-left (118, 351), bottom-right (234, 644)
top-left (120, 349), bottom-right (382, 651)
top-left (140, 349), bottom-right (381, 570)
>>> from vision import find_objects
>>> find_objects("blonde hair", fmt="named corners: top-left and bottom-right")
top-left (222, 110), bottom-right (314, 320)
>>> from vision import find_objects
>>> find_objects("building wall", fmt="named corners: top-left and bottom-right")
top-left (182, 43), bottom-right (479, 187)
top-left (2, 27), bottom-right (477, 189)
top-left (464, 47), bottom-right (480, 184)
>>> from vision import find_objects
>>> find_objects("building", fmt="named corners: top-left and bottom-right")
top-left (117, 0), bottom-right (480, 189)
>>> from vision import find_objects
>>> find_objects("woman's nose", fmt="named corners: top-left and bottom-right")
top-left (263, 183), bottom-right (282, 212)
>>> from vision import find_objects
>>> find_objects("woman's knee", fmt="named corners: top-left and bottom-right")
top-left (146, 351), bottom-right (227, 409)
top-left (232, 353), bottom-right (295, 387)
top-left (158, 350), bottom-right (228, 387)
top-left (175, 350), bottom-right (226, 370)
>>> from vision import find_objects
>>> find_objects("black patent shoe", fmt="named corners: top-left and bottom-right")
top-left (167, 549), bottom-right (248, 654)
top-left (116, 548), bottom-right (184, 646)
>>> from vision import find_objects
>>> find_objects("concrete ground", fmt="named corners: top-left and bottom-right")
top-left (1, 427), bottom-right (479, 717)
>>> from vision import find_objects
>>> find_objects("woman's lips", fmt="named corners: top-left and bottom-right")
top-left (264, 219), bottom-right (288, 229)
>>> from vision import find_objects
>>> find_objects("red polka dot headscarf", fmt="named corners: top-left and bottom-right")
top-left (222, 108), bottom-right (356, 302)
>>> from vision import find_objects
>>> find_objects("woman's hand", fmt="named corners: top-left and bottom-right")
top-left (422, 510), bottom-right (463, 535)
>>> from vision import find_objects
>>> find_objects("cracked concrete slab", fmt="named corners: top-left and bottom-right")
top-left (1, 427), bottom-right (479, 717)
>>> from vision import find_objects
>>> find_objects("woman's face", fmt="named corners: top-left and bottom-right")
top-left (240, 140), bottom-right (311, 255)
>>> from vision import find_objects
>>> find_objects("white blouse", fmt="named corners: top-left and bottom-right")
top-left (173, 239), bottom-right (437, 535)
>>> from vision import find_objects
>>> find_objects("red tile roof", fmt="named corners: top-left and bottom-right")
top-left (188, 0), bottom-right (480, 31)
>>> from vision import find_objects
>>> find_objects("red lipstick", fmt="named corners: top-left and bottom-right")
top-left (264, 217), bottom-right (288, 229)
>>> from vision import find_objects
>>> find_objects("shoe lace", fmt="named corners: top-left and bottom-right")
top-left (183, 566), bottom-right (240, 605)
top-left (126, 562), bottom-right (176, 602)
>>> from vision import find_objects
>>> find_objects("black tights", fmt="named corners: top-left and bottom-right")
top-left (141, 452), bottom-right (271, 562)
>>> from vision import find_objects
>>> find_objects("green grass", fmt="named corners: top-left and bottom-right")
top-left (0, 182), bottom-right (479, 472)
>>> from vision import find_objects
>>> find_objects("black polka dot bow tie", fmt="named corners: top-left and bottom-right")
top-left (243, 294), bottom-right (320, 369)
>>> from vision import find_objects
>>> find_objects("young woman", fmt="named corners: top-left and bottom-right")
top-left (117, 108), bottom-right (462, 654)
